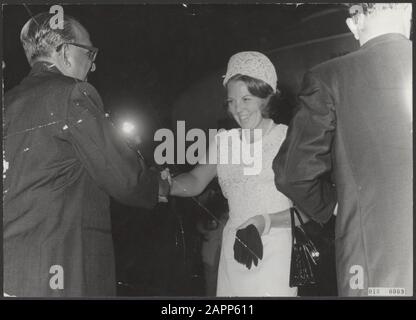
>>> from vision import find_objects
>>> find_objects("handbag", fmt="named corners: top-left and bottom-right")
top-left (289, 206), bottom-right (321, 287)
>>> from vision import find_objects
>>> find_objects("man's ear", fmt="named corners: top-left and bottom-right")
top-left (58, 44), bottom-right (71, 67)
top-left (346, 17), bottom-right (360, 40)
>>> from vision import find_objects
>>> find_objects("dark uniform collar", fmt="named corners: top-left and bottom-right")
top-left (361, 33), bottom-right (408, 50)
top-left (28, 61), bottom-right (62, 77)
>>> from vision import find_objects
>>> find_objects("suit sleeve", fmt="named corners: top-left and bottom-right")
top-left (64, 81), bottom-right (159, 209)
top-left (273, 71), bottom-right (337, 223)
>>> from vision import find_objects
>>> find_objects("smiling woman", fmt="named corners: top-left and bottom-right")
top-left (225, 74), bottom-right (276, 128)
top-left (168, 51), bottom-right (298, 297)
top-left (223, 52), bottom-right (279, 141)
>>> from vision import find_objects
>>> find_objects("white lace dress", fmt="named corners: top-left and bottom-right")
top-left (215, 122), bottom-right (297, 297)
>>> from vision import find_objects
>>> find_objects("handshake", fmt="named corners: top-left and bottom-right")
top-left (157, 167), bottom-right (172, 203)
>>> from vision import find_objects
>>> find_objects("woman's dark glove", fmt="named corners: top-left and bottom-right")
top-left (233, 224), bottom-right (263, 269)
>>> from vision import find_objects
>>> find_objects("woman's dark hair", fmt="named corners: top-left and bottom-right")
top-left (224, 74), bottom-right (280, 118)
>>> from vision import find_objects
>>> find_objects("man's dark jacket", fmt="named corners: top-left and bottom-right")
top-left (274, 34), bottom-right (412, 296)
top-left (3, 62), bottom-right (159, 297)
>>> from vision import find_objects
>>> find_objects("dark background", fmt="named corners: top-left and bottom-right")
top-left (3, 4), bottom-right (350, 125)
top-left (3, 3), bottom-right (343, 296)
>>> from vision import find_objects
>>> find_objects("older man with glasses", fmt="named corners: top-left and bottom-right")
top-left (3, 12), bottom-right (170, 297)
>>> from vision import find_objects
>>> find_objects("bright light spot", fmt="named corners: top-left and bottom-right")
top-left (182, 3), bottom-right (188, 7)
top-left (77, 119), bottom-right (83, 124)
top-left (122, 122), bottom-right (136, 135)
top-left (62, 125), bottom-right (68, 130)
top-left (23, 148), bottom-right (29, 152)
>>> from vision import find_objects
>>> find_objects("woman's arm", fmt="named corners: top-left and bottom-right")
top-left (269, 209), bottom-right (291, 228)
top-left (170, 163), bottom-right (216, 197)
top-left (169, 129), bottom-right (222, 197)
top-left (237, 207), bottom-right (310, 234)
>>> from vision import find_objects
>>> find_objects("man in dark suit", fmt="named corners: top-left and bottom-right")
top-left (273, 3), bottom-right (412, 296)
top-left (3, 12), bottom-right (170, 297)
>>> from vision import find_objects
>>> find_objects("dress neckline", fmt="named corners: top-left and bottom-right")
top-left (240, 120), bottom-right (275, 145)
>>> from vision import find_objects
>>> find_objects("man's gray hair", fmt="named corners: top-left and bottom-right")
top-left (346, 3), bottom-right (411, 17)
top-left (20, 12), bottom-right (81, 65)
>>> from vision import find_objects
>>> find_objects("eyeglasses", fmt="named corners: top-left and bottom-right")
top-left (56, 42), bottom-right (99, 62)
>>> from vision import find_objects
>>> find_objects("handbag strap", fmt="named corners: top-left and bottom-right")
top-left (290, 206), bottom-right (306, 245)
top-left (292, 206), bottom-right (305, 226)
top-left (290, 207), bottom-right (296, 245)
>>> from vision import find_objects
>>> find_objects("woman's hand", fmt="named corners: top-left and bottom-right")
top-left (234, 221), bottom-right (264, 269)
top-left (237, 215), bottom-right (266, 235)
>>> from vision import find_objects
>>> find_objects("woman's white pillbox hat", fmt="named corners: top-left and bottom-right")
top-left (223, 51), bottom-right (278, 93)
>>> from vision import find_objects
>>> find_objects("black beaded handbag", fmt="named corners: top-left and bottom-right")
top-left (289, 207), bottom-right (321, 287)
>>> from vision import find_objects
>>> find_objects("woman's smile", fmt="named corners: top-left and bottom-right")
top-left (227, 80), bottom-right (265, 129)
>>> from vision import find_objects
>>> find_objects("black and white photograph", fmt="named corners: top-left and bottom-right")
top-left (1, 1), bottom-right (413, 301)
